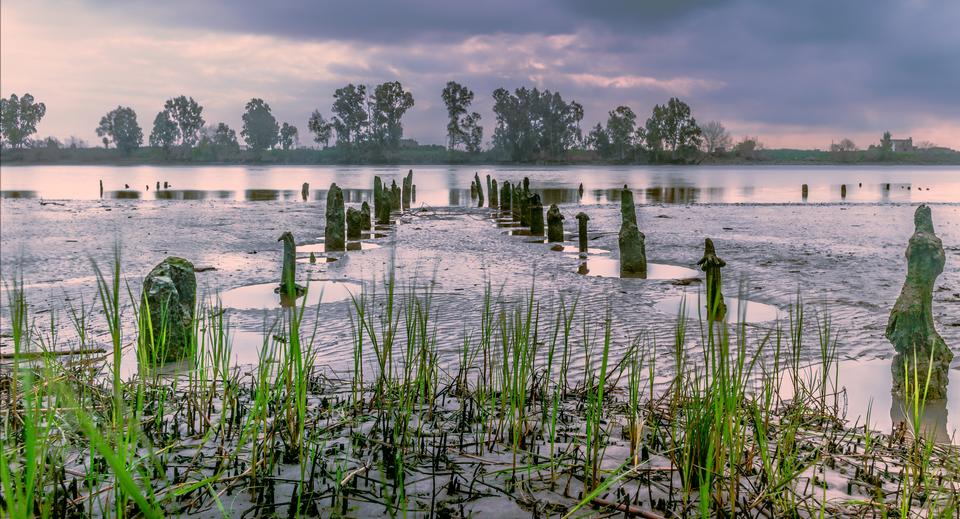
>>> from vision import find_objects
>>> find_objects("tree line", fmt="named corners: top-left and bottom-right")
top-left (5, 86), bottom-right (946, 164)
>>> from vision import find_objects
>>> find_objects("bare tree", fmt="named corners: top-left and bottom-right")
top-left (830, 138), bottom-right (857, 152)
top-left (700, 120), bottom-right (732, 153)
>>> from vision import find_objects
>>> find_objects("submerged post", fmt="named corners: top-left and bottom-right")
top-left (576, 212), bottom-right (590, 256)
top-left (301, 182), bottom-right (309, 201)
top-left (141, 257), bottom-right (196, 362)
top-left (697, 238), bottom-right (727, 322)
top-left (618, 185), bottom-right (647, 277)
top-left (547, 204), bottom-right (564, 242)
top-left (325, 183), bottom-right (345, 252)
top-left (886, 205), bottom-right (953, 400)
top-left (529, 194), bottom-right (544, 236)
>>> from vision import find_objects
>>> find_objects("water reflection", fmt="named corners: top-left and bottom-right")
top-left (0, 190), bottom-right (38, 199)
top-left (156, 189), bottom-right (232, 200)
top-left (3, 165), bottom-right (957, 203)
top-left (575, 257), bottom-right (700, 280)
top-left (110, 190), bottom-right (141, 199)
top-left (245, 189), bottom-right (299, 201)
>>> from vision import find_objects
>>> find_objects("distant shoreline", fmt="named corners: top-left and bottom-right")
top-left (2, 146), bottom-right (959, 167)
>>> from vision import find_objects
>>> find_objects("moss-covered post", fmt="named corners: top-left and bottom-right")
top-left (886, 205), bottom-right (953, 399)
top-left (402, 169), bottom-right (413, 210)
top-left (346, 207), bottom-right (363, 240)
top-left (618, 185), bottom-right (646, 277)
top-left (500, 181), bottom-right (511, 212)
top-left (277, 232), bottom-right (304, 298)
top-left (301, 182), bottom-right (309, 201)
top-left (141, 257), bottom-right (196, 362)
top-left (360, 201), bottom-right (372, 230)
top-left (490, 178), bottom-right (498, 208)
top-left (841, 184), bottom-right (847, 199)
top-left (474, 172), bottom-right (484, 207)
top-left (547, 204), bottom-right (564, 242)
top-left (325, 183), bottom-right (345, 252)
top-left (697, 238), bottom-right (727, 322)
top-left (801, 184), bottom-right (808, 200)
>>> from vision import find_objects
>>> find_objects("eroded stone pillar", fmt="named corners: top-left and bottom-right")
top-left (887, 205), bottom-right (953, 400)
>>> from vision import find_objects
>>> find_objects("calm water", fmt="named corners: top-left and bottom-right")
top-left (2, 164), bottom-right (959, 204)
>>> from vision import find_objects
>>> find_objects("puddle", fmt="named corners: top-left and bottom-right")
top-left (779, 359), bottom-right (960, 442)
top-left (298, 241), bottom-right (381, 253)
top-left (574, 257), bottom-right (700, 280)
top-left (654, 292), bottom-right (780, 323)
top-left (218, 281), bottom-right (360, 310)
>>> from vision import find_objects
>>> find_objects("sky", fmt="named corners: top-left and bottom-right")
top-left (2, 0), bottom-right (959, 150)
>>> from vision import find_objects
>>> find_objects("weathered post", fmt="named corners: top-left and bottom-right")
top-left (346, 207), bottom-right (363, 240)
top-left (141, 257), bottom-right (196, 362)
top-left (301, 182), bottom-right (310, 201)
top-left (99, 180), bottom-right (104, 198)
top-left (486, 174), bottom-right (492, 202)
top-left (500, 181), bottom-right (511, 212)
top-left (325, 183), bottom-right (345, 252)
top-left (490, 178), bottom-right (498, 208)
top-left (392, 180), bottom-right (402, 209)
top-left (618, 185), bottom-right (647, 277)
top-left (576, 212), bottom-right (590, 256)
top-left (360, 201), bottom-right (372, 230)
top-left (841, 184), bottom-right (847, 199)
top-left (886, 205), bottom-right (953, 399)
top-left (518, 178), bottom-right (531, 225)
top-left (374, 176), bottom-right (383, 211)
top-left (547, 204), bottom-right (565, 242)
top-left (578, 182), bottom-right (584, 199)
top-left (802, 184), bottom-right (808, 200)
top-left (474, 172), bottom-right (484, 207)
top-left (402, 169), bottom-right (413, 209)
top-left (697, 238), bottom-right (727, 322)
top-left (529, 194), bottom-right (544, 236)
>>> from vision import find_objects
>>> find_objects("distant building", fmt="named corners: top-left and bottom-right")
top-left (890, 137), bottom-right (914, 152)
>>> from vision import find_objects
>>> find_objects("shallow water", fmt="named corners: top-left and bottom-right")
top-left (3, 164), bottom-right (959, 204)
top-left (653, 292), bottom-right (782, 323)
top-left (2, 164), bottom-right (958, 442)
top-left (573, 256), bottom-right (701, 280)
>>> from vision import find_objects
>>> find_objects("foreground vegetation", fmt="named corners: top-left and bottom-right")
top-left (1, 257), bottom-right (957, 518)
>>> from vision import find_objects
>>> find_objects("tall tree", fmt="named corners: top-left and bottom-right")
top-left (644, 97), bottom-right (702, 162)
top-left (241, 98), bottom-right (279, 152)
top-left (492, 87), bottom-right (582, 161)
top-left (163, 95), bottom-right (205, 147)
top-left (606, 106), bottom-right (637, 160)
top-left (880, 131), bottom-right (893, 152)
top-left (462, 112), bottom-right (484, 153)
top-left (96, 106), bottom-right (143, 155)
top-left (700, 120), bottom-right (731, 153)
top-left (279, 122), bottom-right (299, 150)
top-left (307, 110), bottom-right (333, 148)
top-left (442, 81), bottom-right (474, 150)
top-left (149, 110), bottom-right (179, 151)
top-left (211, 122), bottom-right (239, 151)
top-left (587, 123), bottom-right (612, 158)
top-left (0, 93), bottom-right (47, 149)
top-left (331, 84), bottom-right (368, 148)
top-left (369, 81), bottom-right (415, 149)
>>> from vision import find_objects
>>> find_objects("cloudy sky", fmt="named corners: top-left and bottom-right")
top-left (2, 0), bottom-right (958, 149)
